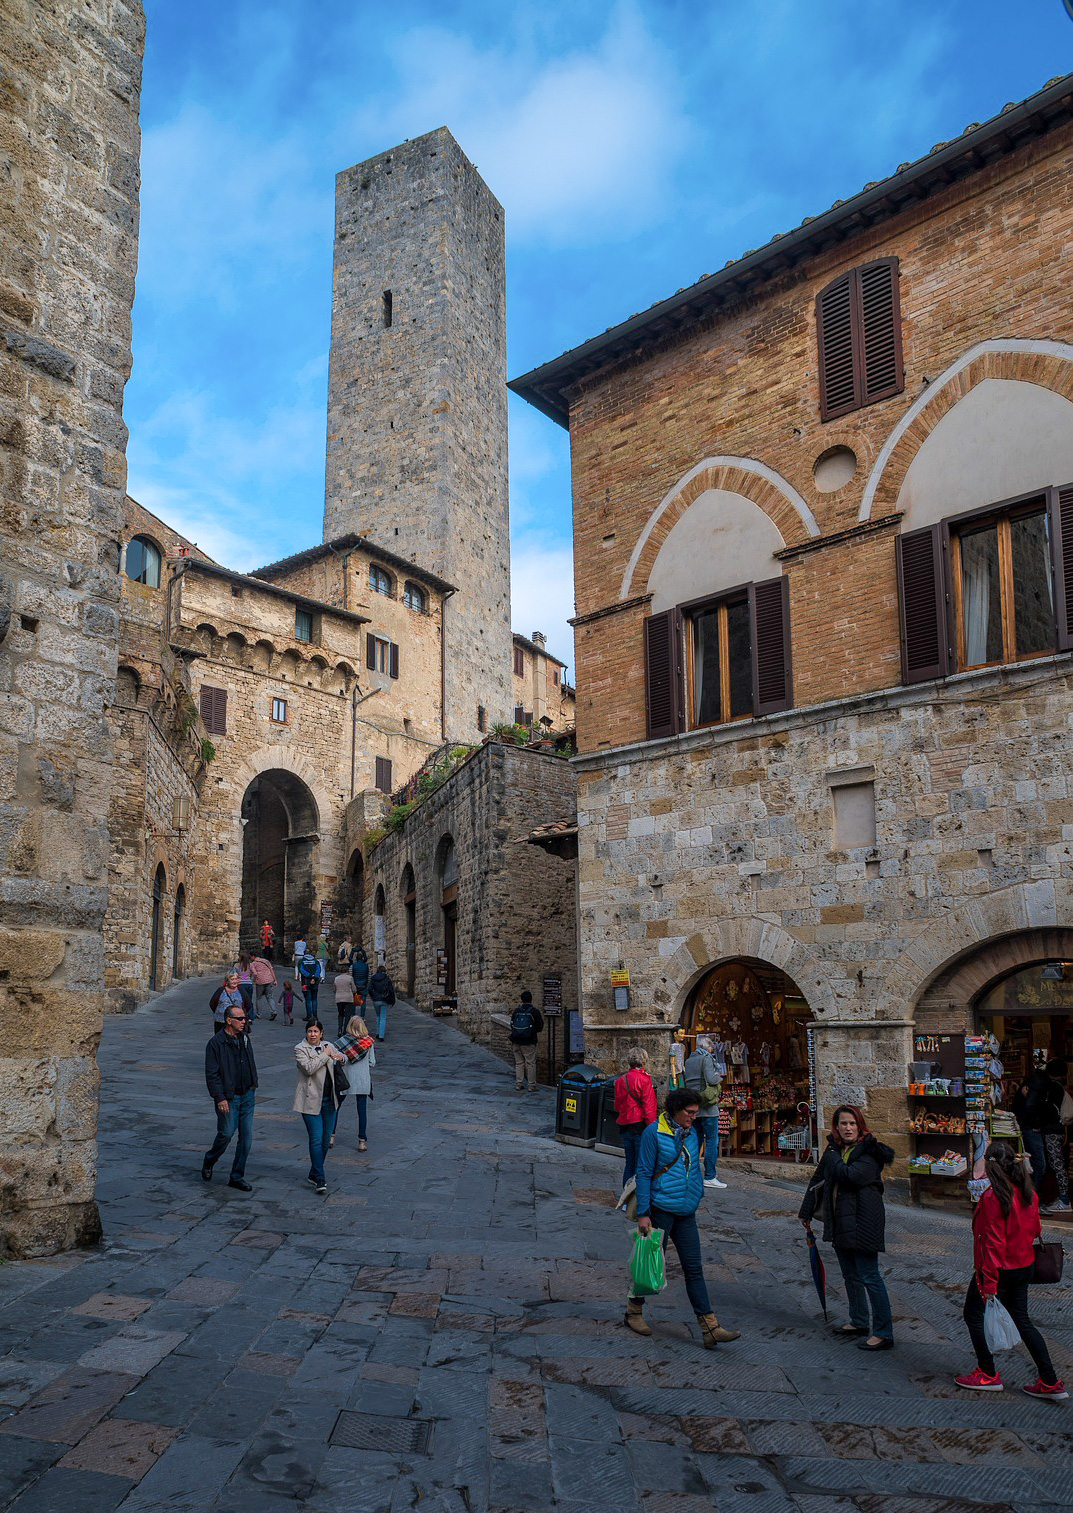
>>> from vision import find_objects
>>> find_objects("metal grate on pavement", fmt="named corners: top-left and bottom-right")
top-left (329, 1411), bottom-right (433, 1455)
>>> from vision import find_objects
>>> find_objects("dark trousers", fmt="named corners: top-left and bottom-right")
top-left (621, 1123), bottom-right (644, 1185)
top-left (355, 1094), bottom-right (368, 1141)
top-left (632, 1206), bottom-right (712, 1316)
top-left (204, 1088), bottom-right (255, 1179)
top-left (963, 1266), bottom-right (1057, 1383)
top-left (1023, 1129), bottom-right (1047, 1190)
top-left (302, 983), bottom-right (319, 1020)
top-left (834, 1246), bottom-right (893, 1340)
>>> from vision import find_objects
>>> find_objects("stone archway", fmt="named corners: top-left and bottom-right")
top-left (239, 769), bottom-right (320, 958)
top-left (912, 924), bottom-right (1073, 1032)
top-left (656, 915), bottom-right (839, 1024)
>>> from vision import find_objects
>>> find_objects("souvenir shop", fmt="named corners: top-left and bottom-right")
top-left (907, 961), bottom-right (1073, 1210)
top-left (677, 960), bottom-right (816, 1162)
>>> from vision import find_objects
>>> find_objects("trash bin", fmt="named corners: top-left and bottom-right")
top-left (594, 1080), bottom-right (625, 1155)
top-left (555, 1064), bottom-right (606, 1147)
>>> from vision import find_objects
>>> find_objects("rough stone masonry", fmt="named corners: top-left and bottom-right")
top-left (0, 0), bottom-right (144, 1255)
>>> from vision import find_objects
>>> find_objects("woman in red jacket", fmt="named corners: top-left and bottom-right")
top-left (956, 1140), bottom-right (1066, 1398)
top-left (614, 1050), bottom-right (657, 1188)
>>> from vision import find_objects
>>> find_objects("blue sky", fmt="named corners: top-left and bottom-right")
top-left (127, 0), bottom-right (1073, 677)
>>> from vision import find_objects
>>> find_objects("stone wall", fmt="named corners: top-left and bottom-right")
top-left (323, 128), bottom-right (513, 744)
top-left (0, 0), bottom-right (143, 1255)
top-left (363, 743), bottom-right (578, 1054)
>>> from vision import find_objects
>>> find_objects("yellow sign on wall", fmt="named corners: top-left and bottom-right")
top-left (610, 970), bottom-right (630, 988)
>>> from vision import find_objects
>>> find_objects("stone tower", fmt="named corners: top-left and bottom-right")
top-left (323, 128), bottom-right (513, 743)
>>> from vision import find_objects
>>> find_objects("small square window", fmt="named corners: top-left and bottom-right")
top-left (271, 697), bottom-right (287, 723)
top-left (295, 609), bottom-right (313, 643)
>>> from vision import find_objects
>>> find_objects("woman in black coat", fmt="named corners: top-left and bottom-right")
top-left (799, 1104), bottom-right (896, 1351)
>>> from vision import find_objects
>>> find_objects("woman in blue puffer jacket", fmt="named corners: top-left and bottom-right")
top-left (626, 1087), bottom-right (742, 1349)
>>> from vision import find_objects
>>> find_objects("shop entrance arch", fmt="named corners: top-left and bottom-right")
top-left (680, 958), bottom-right (814, 1162)
top-left (239, 769), bottom-right (319, 958)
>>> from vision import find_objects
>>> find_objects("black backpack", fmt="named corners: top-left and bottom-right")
top-left (510, 1005), bottom-right (535, 1042)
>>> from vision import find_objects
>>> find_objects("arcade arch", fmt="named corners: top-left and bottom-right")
top-left (239, 769), bottom-right (319, 955)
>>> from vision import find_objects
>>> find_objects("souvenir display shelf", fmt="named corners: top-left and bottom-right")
top-left (906, 1031), bottom-right (970, 1182)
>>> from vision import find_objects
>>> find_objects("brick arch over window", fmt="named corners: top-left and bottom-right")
top-left (879, 880), bottom-right (1073, 1022)
top-left (859, 340), bottom-right (1073, 522)
top-left (620, 457), bottom-right (820, 602)
top-left (659, 916), bottom-right (838, 1023)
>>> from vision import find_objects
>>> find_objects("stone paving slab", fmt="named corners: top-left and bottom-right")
top-left (1, 977), bottom-right (1072, 1512)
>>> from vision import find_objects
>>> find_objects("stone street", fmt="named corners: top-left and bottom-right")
top-left (0, 980), bottom-right (1070, 1513)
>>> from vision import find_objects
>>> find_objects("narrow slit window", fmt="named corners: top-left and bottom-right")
top-left (382, 290), bottom-right (393, 328)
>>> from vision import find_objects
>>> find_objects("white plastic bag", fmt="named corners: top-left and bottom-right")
top-left (983, 1296), bottom-right (1021, 1353)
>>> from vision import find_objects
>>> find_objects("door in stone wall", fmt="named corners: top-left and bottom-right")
top-left (240, 770), bottom-right (319, 956)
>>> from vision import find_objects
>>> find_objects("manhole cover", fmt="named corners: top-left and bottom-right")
top-left (329, 1412), bottom-right (432, 1455)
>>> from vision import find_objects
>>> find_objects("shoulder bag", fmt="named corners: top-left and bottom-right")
top-left (1031, 1239), bottom-right (1064, 1285)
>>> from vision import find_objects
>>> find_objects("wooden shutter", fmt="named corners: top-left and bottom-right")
top-left (199, 686), bottom-right (226, 735)
top-left (896, 525), bottom-right (950, 684)
top-left (514, 704), bottom-right (525, 724)
top-left (859, 258), bottom-right (903, 405)
top-left (389, 642), bottom-right (399, 680)
top-left (817, 272), bottom-right (857, 421)
top-left (750, 576), bottom-right (792, 715)
top-left (1049, 483), bottom-right (1073, 652)
top-left (643, 609), bottom-right (682, 740)
top-left (375, 757), bottom-right (392, 793)
top-left (366, 633), bottom-right (376, 670)
top-left (513, 646), bottom-right (524, 676)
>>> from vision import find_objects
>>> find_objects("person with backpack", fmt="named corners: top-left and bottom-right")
top-left (292, 933), bottom-right (307, 978)
top-left (349, 947), bottom-right (370, 1013)
top-left (297, 949), bottom-right (321, 1022)
top-left (369, 961), bottom-right (396, 1041)
top-left (613, 1050), bottom-right (657, 1186)
top-left (683, 1034), bottom-right (727, 1190)
top-left (509, 990), bottom-right (544, 1091)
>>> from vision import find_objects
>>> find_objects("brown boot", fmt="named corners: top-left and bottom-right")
top-left (624, 1297), bottom-right (651, 1336)
top-left (698, 1312), bottom-right (740, 1348)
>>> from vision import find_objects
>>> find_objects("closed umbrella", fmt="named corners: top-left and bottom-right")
top-left (806, 1229), bottom-right (828, 1321)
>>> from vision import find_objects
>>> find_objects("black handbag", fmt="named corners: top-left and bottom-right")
top-left (332, 1062), bottom-right (351, 1099)
top-left (1031, 1240), bottom-right (1064, 1285)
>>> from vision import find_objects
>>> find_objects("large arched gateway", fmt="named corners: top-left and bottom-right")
top-left (239, 769), bottom-right (320, 955)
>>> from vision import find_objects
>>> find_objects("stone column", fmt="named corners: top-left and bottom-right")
top-left (0, 2), bottom-right (144, 1255)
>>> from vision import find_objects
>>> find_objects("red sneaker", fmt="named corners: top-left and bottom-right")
top-left (954, 1368), bottom-right (1003, 1391)
top-left (1023, 1378), bottom-right (1068, 1400)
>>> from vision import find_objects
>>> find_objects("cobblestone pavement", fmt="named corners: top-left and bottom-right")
top-left (1, 980), bottom-right (1071, 1513)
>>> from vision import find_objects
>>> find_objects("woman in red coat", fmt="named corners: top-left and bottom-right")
top-left (614, 1050), bottom-right (657, 1188)
top-left (956, 1140), bottom-right (1066, 1398)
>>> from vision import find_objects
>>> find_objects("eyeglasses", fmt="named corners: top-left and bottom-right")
top-left (227, 1014), bottom-right (247, 1022)
top-left (678, 1109), bottom-right (700, 1119)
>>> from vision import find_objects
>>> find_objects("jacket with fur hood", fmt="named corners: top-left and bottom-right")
top-left (798, 1133), bottom-right (895, 1254)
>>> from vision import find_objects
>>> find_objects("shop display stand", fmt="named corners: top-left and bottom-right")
top-left (906, 1031), bottom-right (970, 1192)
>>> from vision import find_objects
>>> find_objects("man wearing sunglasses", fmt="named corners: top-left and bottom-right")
top-left (202, 1004), bottom-right (259, 1191)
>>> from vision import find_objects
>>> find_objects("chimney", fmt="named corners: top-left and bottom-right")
top-left (531, 631), bottom-right (546, 648)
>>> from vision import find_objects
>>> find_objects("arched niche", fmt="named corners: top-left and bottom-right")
top-left (647, 489), bottom-right (786, 612)
top-left (897, 379), bottom-right (1073, 532)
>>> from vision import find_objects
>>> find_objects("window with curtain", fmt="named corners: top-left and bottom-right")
top-left (954, 504), bottom-right (1053, 670)
top-left (690, 595), bottom-right (755, 728)
top-left (126, 536), bottom-right (162, 588)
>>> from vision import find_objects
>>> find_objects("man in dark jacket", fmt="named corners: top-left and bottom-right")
top-left (510, 990), bottom-right (544, 1091)
top-left (202, 1003), bottom-right (258, 1191)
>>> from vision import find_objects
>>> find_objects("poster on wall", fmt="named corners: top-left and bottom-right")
top-left (320, 903), bottom-right (333, 935)
top-left (567, 1010), bottom-right (585, 1055)
top-left (374, 915), bottom-right (385, 954)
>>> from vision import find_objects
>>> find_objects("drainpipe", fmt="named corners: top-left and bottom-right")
top-left (440, 587), bottom-right (456, 744)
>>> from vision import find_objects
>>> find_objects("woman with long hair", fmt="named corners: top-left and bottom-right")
top-left (799, 1104), bottom-right (895, 1350)
top-left (335, 1014), bottom-right (376, 1152)
top-left (955, 1141), bottom-right (1066, 1398)
top-left (293, 1018), bottom-right (346, 1194)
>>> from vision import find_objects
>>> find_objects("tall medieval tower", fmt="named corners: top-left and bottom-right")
top-left (324, 128), bottom-right (513, 743)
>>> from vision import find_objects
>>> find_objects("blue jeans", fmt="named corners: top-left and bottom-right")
top-left (355, 1094), bottom-right (368, 1141)
top-left (834, 1246), bottom-right (893, 1340)
top-left (1022, 1129), bottom-right (1047, 1190)
top-left (204, 1088), bottom-right (255, 1179)
top-left (637, 1206), bottom-right (712, 1315)
top-left (302, 982), bottom-right (319, 1020)
top-left (696, 1116), bottom-right (720, 1179)
top-left (372, 999), bottom-right (388, 1038)
top-left (621, 1123), bottom-right (644, 1186)
top-left (302, 1102), bottom-right (338, 1185)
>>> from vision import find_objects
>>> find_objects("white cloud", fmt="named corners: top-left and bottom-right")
top-left (510, 540), bottom-right (576, 675)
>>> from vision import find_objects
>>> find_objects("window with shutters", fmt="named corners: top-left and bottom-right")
top-left (366, 633), bottom-right (399, 679)
top-left (643, 577), bottom-right (792, 740)
top-left (513, 645), bottom-right (524, 677)
top-left (199, 685), bottom-right (227, 736)
top-left (896, 483), bottom-right (1073, 685)
top-left (816, 258), bottom-right (903, 422)
top-left (375, 756), bottom-right (393, 793)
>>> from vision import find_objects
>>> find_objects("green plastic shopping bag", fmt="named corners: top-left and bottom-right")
top-left (629, 1229), bottom-right (665, 1296)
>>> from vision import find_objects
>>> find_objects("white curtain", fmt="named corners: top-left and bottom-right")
top-left (961, 534), bottom-right (993, 666)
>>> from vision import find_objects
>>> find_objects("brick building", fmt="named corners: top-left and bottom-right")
top-left (512, 631), bottom-right (576, 733)
top-left (512, 75), bottom-right (1073, 1178)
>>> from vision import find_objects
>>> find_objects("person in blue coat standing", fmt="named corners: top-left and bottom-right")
top-left (626, 1087), bottom-right (741, 1349)
top-left (349, 947), bottom-right (371, 1015)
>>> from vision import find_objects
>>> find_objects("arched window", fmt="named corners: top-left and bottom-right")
top-left (369, 565), bottom-right (393, 597)
top-left (402, 582), bottom-right (426, 613)
top-left (149, 862), bottom-right (166, 990)
top-left (126, 536), bottom-right (162, 588)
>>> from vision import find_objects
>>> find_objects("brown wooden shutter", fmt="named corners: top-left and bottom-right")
top-left (859, 258), bottom-right (903, 405)
top-left (513, 646), bottom-right (524, 676)
top-left (375, 757), bottom-right (392, 793)
top-left (817, 272), bottom-right (857, 421)
top-left (1049, 483), bottom-right (1073, 652)
top-left (514, 704), bottom-right (525, 724)
top-left (643, 609), bottom-right (682, 739)
top-left (199, 686), bottom-right (226, 735)
top-left (199, 686), bottom-right (213, 729)
top-left (366, 633), bottom-right (376, 670)
top-left (389, 641), bottom-right (399, 680)
top-left (896, 525), bottom-right (950, 684)
top-left (750, 576), bottom-right (792, 715)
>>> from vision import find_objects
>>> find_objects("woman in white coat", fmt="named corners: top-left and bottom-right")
top-left (293, 1019), bottom-right (345, 1193)
top-left (335, 1014), bottom-right (376, 1152)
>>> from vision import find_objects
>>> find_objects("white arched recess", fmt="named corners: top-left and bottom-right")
top-left (647, 489), bottom-right (787, 610)
top-left (620, 456), bottom-right (819, 601)
top-left (859, 339), bottom-right (1073, 522)
top-left (895, 379), bottom-right (1073, 530)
